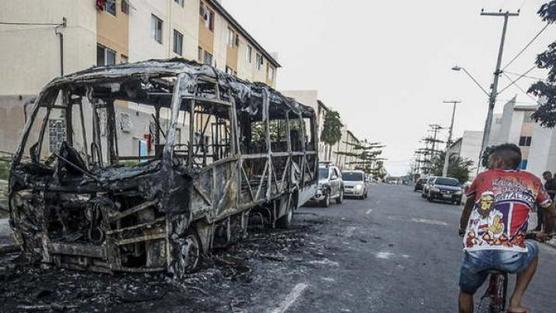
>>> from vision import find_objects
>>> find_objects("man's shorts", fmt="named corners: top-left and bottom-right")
top-left (458, 241), bottom-right (539, 294)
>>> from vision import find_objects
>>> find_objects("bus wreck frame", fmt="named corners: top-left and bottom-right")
top-left (8, 59), bottom-right (318, 277)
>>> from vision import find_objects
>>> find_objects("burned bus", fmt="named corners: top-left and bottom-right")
top-left (8, 59), bottom-right (318, 277)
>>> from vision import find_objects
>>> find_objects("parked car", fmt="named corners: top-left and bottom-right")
top-left (421, 176), bottom-right (437, 198)
top-left (342, 170), bottom-right (368, 199)
top-left (414, 178), bottom-right (426, 192)
top-left (424, 177), bottom-right (463, 204)
top-left (311, 163), bottom-right (344, 207)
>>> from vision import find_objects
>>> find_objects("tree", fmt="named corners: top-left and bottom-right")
top-left (530, 1), bottom-right (556, 127)
top-left (430, 151), bottom-right (473, 183)
top-left (320, 110), bottom-right (343, 160)
top-left (336, 140), bottom-right (386, 178)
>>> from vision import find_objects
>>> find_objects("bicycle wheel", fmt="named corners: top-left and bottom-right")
top-left (477, 295), bottom-right (493, 313)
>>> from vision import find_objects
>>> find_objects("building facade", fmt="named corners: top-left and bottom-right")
top-left (0, 0), bottom-right (280, 155)
top-left (453, 97), bottom-right (556, 178)
top-left (281, 90), bottom-right (362, 170)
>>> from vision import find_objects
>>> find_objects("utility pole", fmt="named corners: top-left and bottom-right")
top-left (442, 100), bottom-right (461, 177)
top-left (477, 10), bottom-right (519, 173)
top-left (429, 124), bottom-right (443, 157)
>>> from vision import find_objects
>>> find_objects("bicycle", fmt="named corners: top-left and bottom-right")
top-left (475, 232), bottom-right (553, 313)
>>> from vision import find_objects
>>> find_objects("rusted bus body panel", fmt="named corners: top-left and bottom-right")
top-left (8, 59), bottom-right (318, 274)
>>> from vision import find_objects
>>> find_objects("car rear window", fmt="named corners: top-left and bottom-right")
top-left (342, 172), bottom-right (363, 181)
top-left (435, 178), bottom-right (460, 186)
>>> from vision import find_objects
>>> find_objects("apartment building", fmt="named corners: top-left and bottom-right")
top-left (0, 0), bottom-right (280, 155)
top-left (451, 97), bottom-right (556, 178)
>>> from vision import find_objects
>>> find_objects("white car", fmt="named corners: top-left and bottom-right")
top-left (342, 170), bottom-right (368, 199)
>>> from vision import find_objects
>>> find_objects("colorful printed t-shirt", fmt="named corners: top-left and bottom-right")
top-left (463, 169), bottom-right (552, 253)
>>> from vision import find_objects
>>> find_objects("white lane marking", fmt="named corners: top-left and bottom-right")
top-left (411, 218), bottom-right (448, 226)
top-left (365, 209), bottom-right (373, 215)
top-left (308, 258), bottom-right (340, 267)
top-left (376, 251), bottom-right (394, 259)
top-left (269, 283), bottom-right (309, 313)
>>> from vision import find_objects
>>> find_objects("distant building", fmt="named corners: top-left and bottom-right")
top-left (454, 97), bottom-right (556, 177)
top-left (281, 90), bottom-right (361, 170)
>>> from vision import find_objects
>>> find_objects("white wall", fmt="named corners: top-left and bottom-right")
top-left (0, 0), bottom-right (97, 95)
top-left (528, 124), bottom-right (556, 176)
top-left (169, 0), bottom-right (200, 61)
top-left (460, 130), bottom-right (483, 172)
top-left (128, 0), bottom-right (169, 62)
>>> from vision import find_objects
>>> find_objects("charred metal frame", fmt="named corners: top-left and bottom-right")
top-left (8, 60), bottom-right (318, 275)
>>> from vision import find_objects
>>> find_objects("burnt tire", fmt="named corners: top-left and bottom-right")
top-left (336, 190), bottom-right (344, 204)
top-left (171, 229), bottom-right (201, 279)
top-left (320, 194), bottom-right (330, 207)
top-left (277, 196), bottom-right (295, 229)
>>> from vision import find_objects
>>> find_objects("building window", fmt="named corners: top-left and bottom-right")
top-left (121, 0), bottom-right (129, 14)
top-left (121, 54), bottom-right (128, 64)
top-left (203, 51), bottom-right (213, 65)
top-left (227, 28), bottom-right (236, 47)
top-left (256, 53), bottom-right (263, 70)
top-left (97, 44), bottom-right (116, 66)
top-left (198, 47), bottom-right (203, 62)
top-left (519, 136), bottom-right (532, 147)
top-left (267, 65), bottom-right (275, 81)
top-left (151, 14), bottom-right (163, 44)
top-left (173, 29), bottom-right (183, 55)
top-left (247, 46), bottom-right (252, 63)
top-left (105, 0), bottom-right (117, 16)
top-left (200, 2), bottom-right (214, 31)
top-left (520, 159), bottom-right (528, 169)
top-left (174, 0), bottom-right (185, 7)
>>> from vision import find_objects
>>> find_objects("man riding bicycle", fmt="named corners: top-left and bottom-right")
top-left (458, 144), bottom-right (556, 313)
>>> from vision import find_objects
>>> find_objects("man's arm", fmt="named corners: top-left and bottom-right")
top-left (459, 196), bottom-right (475, 235)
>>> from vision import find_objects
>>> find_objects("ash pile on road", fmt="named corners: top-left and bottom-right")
top-left (0, 214), bottom-right (333, 313)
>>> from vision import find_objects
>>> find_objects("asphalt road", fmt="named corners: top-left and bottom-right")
top-left (284, 184), bottom-right (556, 313)
top-left (1, 184), bottom-right (555, 312)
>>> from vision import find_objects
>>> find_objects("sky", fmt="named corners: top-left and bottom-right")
top-left (222, 0), bottom-right (556, 176)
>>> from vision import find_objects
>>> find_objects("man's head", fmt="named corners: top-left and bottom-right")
top-left (543, 171), bottom-right (553, 181)
top-left (488, 143), bottom-right (522, 170)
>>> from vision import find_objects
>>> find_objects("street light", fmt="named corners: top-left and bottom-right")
top-left (451, 66), bottom-right (490, 97)
top-left (452, 65), bottom-right (493, 175)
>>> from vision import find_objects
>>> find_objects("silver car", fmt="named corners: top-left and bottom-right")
top-left (342, 170), bottom-right (368, 199)
top-left (312, 164), bottom-right (344, 207)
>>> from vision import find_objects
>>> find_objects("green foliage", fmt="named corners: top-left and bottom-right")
top-left (320, 111), bottom-right (343, 147)
top-left (530, 1), bottom-right (556, 127)
top-left (0, 158), bottom-right (9, 180)
top-left (338, 140), bottom-right (386, 178)
top-left (431, 151), bottom-right (473, 183)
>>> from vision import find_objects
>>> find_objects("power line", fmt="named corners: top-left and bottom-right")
top-left (498, 65), bottom-right (536, 95)
top-left (502, 23), bottom-right (550, 71)
top-left (503, 70), bottom-right (545, 81)
top-left (501, 72), bottom-right (540, 104)
top-left (0, 21), bottom-right (62, 26)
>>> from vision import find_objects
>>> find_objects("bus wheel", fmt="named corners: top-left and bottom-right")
top-left (171, 229), bottom-right (201, 278)
top-left (277, 195), bottom-right (296, 229)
